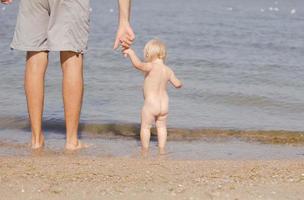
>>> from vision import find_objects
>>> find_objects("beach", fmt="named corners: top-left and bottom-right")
top-left (1, 126), bottom-right (304, 199)
top-left (1, 0), bottom-right (304, 199)
top-left (1, 155), bottom-right (303, 200)
top-left (1, 119), bottom-right (304, 199)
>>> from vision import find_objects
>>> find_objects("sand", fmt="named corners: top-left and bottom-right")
top-left (0, 155), bottom-right (303, 200)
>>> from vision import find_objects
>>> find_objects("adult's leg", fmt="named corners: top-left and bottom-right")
top-left (156, 114), bottom-right (168, 154)
top-left (60, 51), bottom-right (84, 150)
top-left (25, 51), bottom-right (48, 149)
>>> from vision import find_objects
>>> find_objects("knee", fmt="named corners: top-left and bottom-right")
top-left (156, 122), bottom-right (166, 129)
top-left (62, 66), bottom-right (83, 85)
top-left (26, 65), bottom-right (44, 75)
top-left (26, 52), bottom-right (48, 74)
top-left (61, 52), bottom-right (83, 66)
top-left (141, 124), bottom-right (151, 132)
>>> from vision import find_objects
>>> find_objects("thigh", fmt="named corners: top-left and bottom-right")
top-left (48, 0), bottom-right (91, 53)
top-left (141, 106), bottom-right (155, 129)
top-left (60, 52), bottom-right (83, 76)
top-left (26, 52), bottom-right (49, 72)
top-left (11, 0), bottom-right (50, 51)
top-left (156, 114), bottom-right (168, 128)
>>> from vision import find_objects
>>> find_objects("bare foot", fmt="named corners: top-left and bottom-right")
top-left (65, 141), bottom-right (89, 151)
top-left (141, 147), bottom-right (149, 157)
top-left (158, 147), bottom-right (166, 155)
top-left (31, 133), bottom-right (45, 150)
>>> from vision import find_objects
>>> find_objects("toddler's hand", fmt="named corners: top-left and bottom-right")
top-left (119, 36), bottom-right (133, 49)
top-left (120, 37), bottom-right (133, 58)
top-left (122, 48), bottom-right (133, 57)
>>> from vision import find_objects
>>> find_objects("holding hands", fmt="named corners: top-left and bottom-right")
top-left (113, 22), bottom-right (135, 51)
top-left (113, 0), bottom-right (135, 56)
top-left (113, 22), bottom-right (135, 58)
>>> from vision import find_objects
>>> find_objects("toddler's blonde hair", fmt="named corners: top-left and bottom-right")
top-left (144, 39), bottom-right (167, 62)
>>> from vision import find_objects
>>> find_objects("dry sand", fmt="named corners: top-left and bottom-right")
top-left (0, 155), bottom-right (303, 200)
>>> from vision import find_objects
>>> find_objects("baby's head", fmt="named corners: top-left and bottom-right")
top-left (144, 39), bottom-right (167, 62)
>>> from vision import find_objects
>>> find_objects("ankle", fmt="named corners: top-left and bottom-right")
top-left (65, 140), bottom-right (79, 147)
top-left (32, 132), bottom-right (44, 143)
top-left (159, 147), bottom-right (166, 155)
top-left (141, 147), bottom-right (149, 153)
top-left (141, 147), bottom-right (149, 157)
top-left (66, 135), bottom-right (78, 144)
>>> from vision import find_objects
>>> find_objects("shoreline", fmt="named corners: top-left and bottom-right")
top-left (1, 118), bottom-right (304, 199)
top-left (1, 116), bottom-right (304, 145)
top-left (1, 155), bottom-right (303, 199)
top-left (1, 131), bottom-right (304, 160)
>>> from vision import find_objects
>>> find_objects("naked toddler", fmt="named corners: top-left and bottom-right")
top-left (123, 39), bottom-right (182, 154)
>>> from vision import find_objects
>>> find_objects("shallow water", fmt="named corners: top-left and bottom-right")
top-left (1, 128), bottom-right (304, 160)
top-left (0, 0), bottom-right (304, 150)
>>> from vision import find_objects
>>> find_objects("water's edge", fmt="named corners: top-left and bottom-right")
top-left (1, 116), bottom-right (303, 145)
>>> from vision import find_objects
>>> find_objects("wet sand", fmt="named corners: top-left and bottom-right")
top-left (1, 128), bottom-right (304, 160)
top-left (0, 155), bottom-right (303, 200)
top-left (1, 117), bottom-right (304, 145)
top-left (1, 118), bottom-right (304, 199)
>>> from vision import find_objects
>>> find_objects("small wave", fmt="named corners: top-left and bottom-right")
top-left (0, 117), bottom-right (304, 145)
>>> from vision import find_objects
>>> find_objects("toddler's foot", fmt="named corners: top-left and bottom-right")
top-left (159, 147), bottom-right (166, 155)
top-left (141, 147), bottom-right (149, 157)
top-left (65, 141), bottom-right (89, 151)
top-left (31, 134), bottom-right (45, 150)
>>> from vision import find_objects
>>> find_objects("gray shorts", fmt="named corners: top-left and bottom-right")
top-left (11, 0), bottom-right (90, 53)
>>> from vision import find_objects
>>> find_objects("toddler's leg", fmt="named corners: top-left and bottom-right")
top-left (140, 107), bottom-right (155, 150)
top-left (156, 114), bottom-right (168, 154)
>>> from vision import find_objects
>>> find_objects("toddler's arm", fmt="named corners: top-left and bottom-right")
top-left (123, 48), bottom-right (152, 72)
top-left (169, 69), bottom-right (182, 88)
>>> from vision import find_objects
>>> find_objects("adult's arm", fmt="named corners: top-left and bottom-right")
top-left (113, 0), bottom-right (135, 50)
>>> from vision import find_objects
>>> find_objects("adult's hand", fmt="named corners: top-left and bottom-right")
top-left (113, 22), bottom-right (135, 50)
top-left (1, 0), bottom-right (13, 5)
